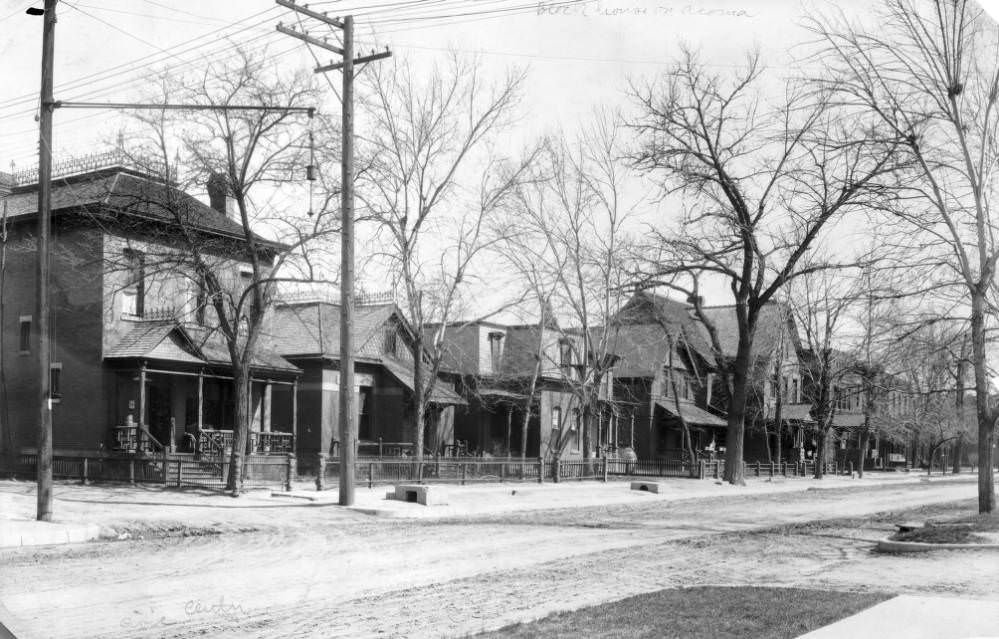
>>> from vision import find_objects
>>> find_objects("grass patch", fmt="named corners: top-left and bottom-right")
top-left (890, 512), bottom-right (999, 544)
top-left (473, 586), bottom-right (891, 638)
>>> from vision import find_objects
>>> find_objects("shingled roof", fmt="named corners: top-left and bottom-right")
top-left (268, 302), bottom-right (400, 361)
top-left (5, 167), bottom-right (285, 250)
top-left (697, 303), bottom-right (796, 361)
top-left (612, 292), bottom-right (714, 364)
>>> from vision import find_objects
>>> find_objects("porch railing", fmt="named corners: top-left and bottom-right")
top-left (197, 429), bottom-right (294, 456)
top-left (111, 425), bottom-right (165, 453)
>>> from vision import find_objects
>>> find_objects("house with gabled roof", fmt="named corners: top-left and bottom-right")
top-left (0, 157), bottom-right (301, 464)
top-left (267, 298), bottom-right (464, 468)
top-left (697, 302), bottom-right (813, 463)
top-left (608, 292), bottom-right (726, 460)
top-left (433, 320), bottom-right (600, 459)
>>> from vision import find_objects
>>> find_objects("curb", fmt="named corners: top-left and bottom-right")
top-left (876, 537), bottom-right (999, 553)
top-left (0, 522), bottom-right (102, 549)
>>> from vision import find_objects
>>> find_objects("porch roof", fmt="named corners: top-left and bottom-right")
top-left (778, 402), bottom-right (814, 422)
top-left (106, 321), bottom-right (300, 375)
top-left (655, 398), bottom-right (727, 428)
top-left (381, 357), bottom-right (467, 406)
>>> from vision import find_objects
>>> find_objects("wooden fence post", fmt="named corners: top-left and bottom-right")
top-left (769, 462), bottom-right (774, 478)
top-left (755, 461), bottom-right (760, 477)
top-left (460, 462), bottom-right (466, 486)
top-left (176, 459), bottom-right (182, 487)
top-left (500, 462), bottom-right (505, 483)
top-left (285, 454), bottom-right (296, 492)
top-left (368, 462), bottom-right (374, 489)
top-left (417, 462), bottom-right (424, 484)
top-left (129, 459), bottom-right (135, 484)
top-left (81, 457), bottom-right (89, 485)
top-left (698, 460), bottom-right (706, 480)
top-left (316, 453), bottom-right (327, 491)
top-left (162, 449), bottom-right (168, 484)
top-left (602, 457), bottom-right (608, 482)
top-left (537, 457), bottom-right (544, 484)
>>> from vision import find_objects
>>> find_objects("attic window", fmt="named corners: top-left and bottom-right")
top-left (487, 331), bottom-right (504, 372)
top-left (384, 327), bottom-right (397, 357)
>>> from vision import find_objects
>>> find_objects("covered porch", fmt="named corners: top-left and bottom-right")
top-left (653, 398), bottom-right (728, 461)
top-left (105, 321), bottom-right (301, 457)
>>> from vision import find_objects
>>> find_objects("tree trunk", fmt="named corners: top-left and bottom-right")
top-left (857, 428), bottom-right (869, 479)
top-left (225, 364), bottom-right (252, 494)
top-left (971, 292), bottom-right (996, 512)
top-left (413, 338), bottom-right (426, 462)
top-left (723, 332), bottom-right (754, 485)
top-left (953, 433), bottom-right (963, 474)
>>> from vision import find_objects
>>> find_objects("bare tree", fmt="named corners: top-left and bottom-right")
top-left (503, 114), bottom-right (636, 462)
top-left (810, 0), bottom-right (999, 512)
top-left (120, 48), bottom-right (337, 493)
top-left (358, 53), bottom-right (533, 460)
top-left (630, 48), bottom-right (901, 484)
top-left (787, 262), bottom-right (863, 478)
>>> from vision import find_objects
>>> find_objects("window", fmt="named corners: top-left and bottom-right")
top-left (123, 249), bottom-right (145, 317)
top-left (551, 406), bottom-right (562, 430)
top-left (49, 362), bottom-right (62, 402)
top-left (195, 276), bottom-right (208, 326)
top-left (571, 409), bottom-right (581, 453)
top-left (239, 268), bottom-right (257, 317)
top-left (558, 339), bottom-right (573, 377)
top-left (18, 316), bottom-right (31, 353)
top-left (792, 378), bottom-right (800, 403)
top-left (358, 387), bottom-right (373, 440)
top-left (487, 331), bottom-right (504, 372)
top-left (384, 328), bottom-right (397, 357)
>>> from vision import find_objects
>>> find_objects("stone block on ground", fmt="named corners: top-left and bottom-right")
top-left (393, 484), bottom-right (448, 506)
top-left (630, 481), bottom-right (662, 494)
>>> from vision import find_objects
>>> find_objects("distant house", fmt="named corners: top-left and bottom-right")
top-left (0, 159), bottom-right (300, 461)
top-left (609, 292), bottom-right (725, 460)
top-left (434, 320), bottom-right (600, 458)
top-left (268, 299), bottom-right (464, 468)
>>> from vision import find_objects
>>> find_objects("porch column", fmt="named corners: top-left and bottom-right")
top-left (263, 381), bottom-right (272, 433)
top-left (291, 379), bottom-right (299, 452)
top-left (138, 362), bottom-right (147, 451)
top-left (196, 370), bottom-right (204, 456)
top-left (506, 407), bottom-right (513, 457)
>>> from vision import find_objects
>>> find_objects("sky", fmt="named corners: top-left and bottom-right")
top-left (3, 0), bottom-right (997, 318)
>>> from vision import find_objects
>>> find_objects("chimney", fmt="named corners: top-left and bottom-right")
top-left (207, 171), bottom-right (235, 218)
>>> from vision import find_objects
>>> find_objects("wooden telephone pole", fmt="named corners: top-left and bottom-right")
top-left (276, 0), bottom-right (390, 506)
top-left (34, 0), bottom-right (57, 522)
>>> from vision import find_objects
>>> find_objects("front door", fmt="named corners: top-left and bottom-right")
top-left (147, 382), bottom-right (172, 448)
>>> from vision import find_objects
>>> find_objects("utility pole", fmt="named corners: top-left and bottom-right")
top-left (34, 0), bottom-right (57, 522)
top-left (276, 0), bottom-right (390, 506)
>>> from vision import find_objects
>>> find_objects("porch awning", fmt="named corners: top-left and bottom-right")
top-left (477, 387), bottom-right (527, 400)
top-left (106, 321), bottom-right (301, 375)
top-left (381, 358), bottom-right (467, 406)
top-left (655, 398), bottom-right (727, 427)
top-left (778, 403), bottom-right (814, 422)
top-left (833, 412), bottom-right (867, 429)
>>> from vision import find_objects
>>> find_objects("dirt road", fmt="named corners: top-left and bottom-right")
top-left (1, 480), bottom-right (991, 638)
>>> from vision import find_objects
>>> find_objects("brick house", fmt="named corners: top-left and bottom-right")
top-left (266, 298), bottom-right (464, 468)
top-left (0, 160), bottom-right (300, 462)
